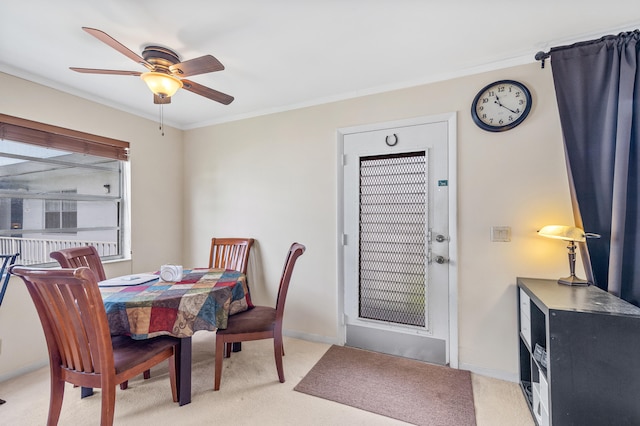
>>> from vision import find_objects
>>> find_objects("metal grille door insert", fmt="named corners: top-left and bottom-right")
top-left (359, 151), bottom-right (427, 327)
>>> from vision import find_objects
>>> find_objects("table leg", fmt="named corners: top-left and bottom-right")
top-left (175, 337), bottom-right (192, 406)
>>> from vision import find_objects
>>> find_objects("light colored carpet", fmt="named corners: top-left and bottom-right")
top-left (0, 334), bottom-right (534, 425)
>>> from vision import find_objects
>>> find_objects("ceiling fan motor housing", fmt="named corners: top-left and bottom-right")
top-left (142, 46), bottom-right (181, 74)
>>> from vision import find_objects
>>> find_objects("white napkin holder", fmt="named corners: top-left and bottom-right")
top-left (160, 264), bottom-right (183, 282)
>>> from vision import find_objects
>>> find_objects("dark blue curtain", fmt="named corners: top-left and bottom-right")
top-left (550, 31), bottom-right (640, 304)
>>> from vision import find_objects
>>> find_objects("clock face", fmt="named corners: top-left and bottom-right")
top-left (471, 80), bottom-right (532, 132)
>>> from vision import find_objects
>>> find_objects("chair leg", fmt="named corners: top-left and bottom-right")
top-left (48, 375), bottom-right (65, 426)
top-left (214, 337), bottom-right (226, 391)
top-left (224, 342), bottom-right (233, 358)
top-left (119, 369), bottom-right (150, 390)
top-left (273, 333), bottom-right (285, 383)
top-left (100, 385), bottom-right (117, 426)
top-left (169, 354), bottom-right (178, 403)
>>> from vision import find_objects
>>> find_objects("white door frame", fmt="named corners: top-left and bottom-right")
top-left (336, 112), bottom-right (458, 368)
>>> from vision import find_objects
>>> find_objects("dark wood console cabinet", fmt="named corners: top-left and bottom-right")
top-left (517, 277), bottom-right (640, 426)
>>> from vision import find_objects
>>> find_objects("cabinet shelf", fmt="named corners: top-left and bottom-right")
top-left (518, 277), bottom-right (640, 426)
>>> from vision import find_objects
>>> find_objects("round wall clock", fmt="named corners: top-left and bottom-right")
top-left (471, 80), bottom-right (532, 132)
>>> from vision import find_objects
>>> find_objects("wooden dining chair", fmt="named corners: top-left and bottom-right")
top-left (208, 237), bottom-right (255, 274)
top-left (209, 237), bottom-right (255, 354)
top-left (50, 245), bottom-right (106, 281)
top-left (10, 265), bottom-right (179, 426)
top-left (214, 242), bottom-right (305, 390)
top-left (50, 246), bottom-right (148, 390)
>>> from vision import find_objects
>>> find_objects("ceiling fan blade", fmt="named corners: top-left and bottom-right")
top-left (70, 67), bottom-right (142, 76)
top-left (154, 94), bottom-right (172, 104)
top-left (169, 55), bottom-right (224, 77)
top-left (181, 79), bottom-right (234, 105)
top-left (82, 27), bottom-right (154, 71)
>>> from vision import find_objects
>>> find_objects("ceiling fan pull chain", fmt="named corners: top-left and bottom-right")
top-left (159, 104), bottom-right (165, 136)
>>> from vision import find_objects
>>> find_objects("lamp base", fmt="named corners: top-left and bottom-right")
top-left (558, 275), bottom-right (589, 286)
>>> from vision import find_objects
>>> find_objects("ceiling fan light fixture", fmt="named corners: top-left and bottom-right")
top-left (140, 72), bottom-right (183, 97)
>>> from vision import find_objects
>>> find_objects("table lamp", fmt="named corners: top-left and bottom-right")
top-left (538, 225), bottom-right (589, 286)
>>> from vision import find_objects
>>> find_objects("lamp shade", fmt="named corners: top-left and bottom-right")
top-left (538, 225), bottom-right (586, 242)
top-left (538, 225), bottom-right (589, 286)
top-left (140, 72), bottom-right (183, 97)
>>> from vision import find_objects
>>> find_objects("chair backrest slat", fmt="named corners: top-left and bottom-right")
top-left (209, 238), bottom-right (254, 274)
top-left (64, 284), bottom-right (97, 372)
top-left (49, 284), bottom-right (87, 371)
top-left (44, 284), bottom-right (76, 369)
top-left (50, 246), bottom-right (107, 281)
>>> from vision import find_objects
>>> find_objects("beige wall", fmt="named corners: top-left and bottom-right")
top-left (0, 60), bottom-right (584, 382)
top-left (0, 72), bottom-right (184, 380)
top-left (183, 61), bottom-right (583, 380)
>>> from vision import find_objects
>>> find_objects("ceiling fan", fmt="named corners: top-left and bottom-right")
top-left (70, 27), bottom-right (234, 105)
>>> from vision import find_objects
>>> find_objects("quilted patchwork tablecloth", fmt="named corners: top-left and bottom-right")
top-left (100, 268), bottom-right (250, 339)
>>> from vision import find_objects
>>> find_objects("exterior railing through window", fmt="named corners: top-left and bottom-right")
top-left (0, 237), bottom-right (118, 265)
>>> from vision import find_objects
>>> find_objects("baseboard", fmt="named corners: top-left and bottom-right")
top-left (0, 358), bottom-right (48, 383)
top-left (458, 361), bottom-right (518, 383)
top-left (283, 329), bottom-right (341, 346)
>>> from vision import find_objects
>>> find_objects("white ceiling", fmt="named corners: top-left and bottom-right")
top-left (2, 1), bottom-right (639, 130)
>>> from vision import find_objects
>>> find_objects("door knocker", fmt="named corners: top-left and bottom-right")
top-left (385, 133), bottom-right (398, 146)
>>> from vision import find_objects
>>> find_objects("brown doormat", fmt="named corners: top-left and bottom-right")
top-left (294, 345), bottom-right (476, 426)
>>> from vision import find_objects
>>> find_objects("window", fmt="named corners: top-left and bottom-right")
top-left (0, 114), bottom-right (130, 265)
top-left (45, 190), bottom-right (78, 231)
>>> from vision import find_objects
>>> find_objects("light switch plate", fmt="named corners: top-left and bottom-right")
top-left (491, 226), bottom-right (511, 242)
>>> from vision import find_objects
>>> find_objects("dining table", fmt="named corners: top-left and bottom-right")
top-left (94, 267), bottom-right (252, 406)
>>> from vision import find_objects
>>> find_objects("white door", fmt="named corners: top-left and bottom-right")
top-left (340, 113), bottom-right (457, 366)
